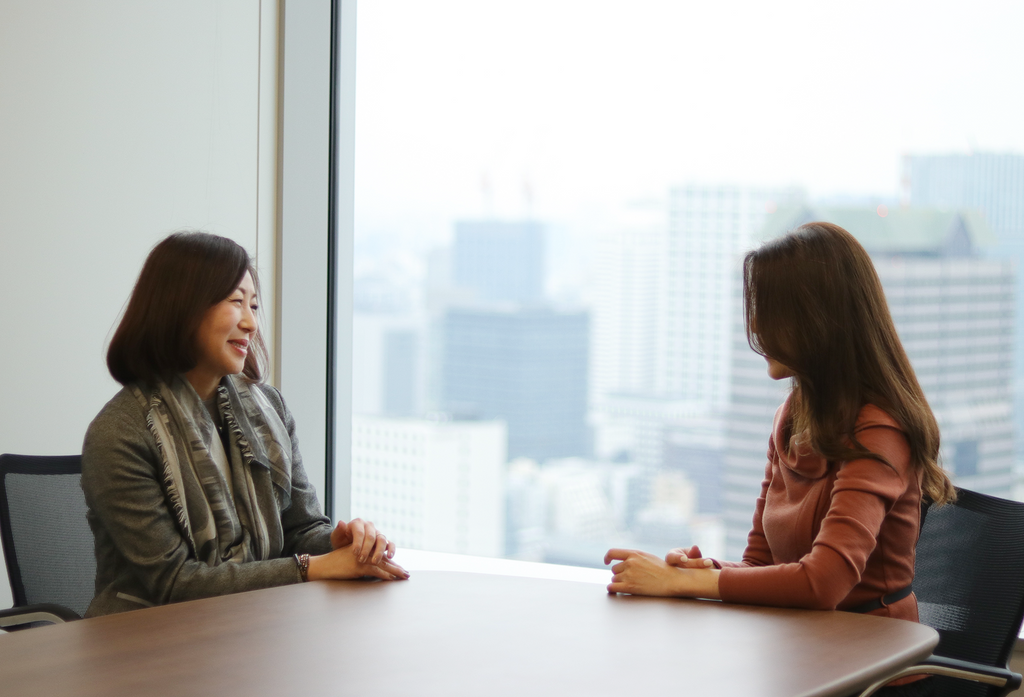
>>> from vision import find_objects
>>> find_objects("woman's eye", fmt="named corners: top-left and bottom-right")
top-left (251, 304), bottom-right (259, 312)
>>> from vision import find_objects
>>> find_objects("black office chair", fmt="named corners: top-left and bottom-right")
top-left (0, 453), bottom-right (95, 630)
top-left (859, 488), bottom-right (1024, 697)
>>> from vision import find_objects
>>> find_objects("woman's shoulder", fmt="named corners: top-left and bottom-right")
top-left (248, 380), bottom-right (284, 405)
top-left (86, 385), bottom-right (149, 437)
top-left (81, 385), bottom-right (158, 478)
top-left (233, 378), bottom-right (291, 423)
top-left (849, 404), bottom-right (913, 474)
top-left (239, 379), bottom-right (284, 411)
top-left (854, 404), bottom-right (902, 433)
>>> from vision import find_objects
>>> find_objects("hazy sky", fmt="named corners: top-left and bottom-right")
top-left (354, 0), bottom-right (1024, 255)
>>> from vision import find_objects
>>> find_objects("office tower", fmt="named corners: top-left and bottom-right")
top-left (590, 186), bottom-right (802, 514)
top-left (657, 184), bottom-right (805, 408)
top-left (352, 313), bottom-right (425, 417)
top-left (904, 153), bottom-right (1024, 447)
top-left (591, 202), bottom-right (664, 403)
top-left (590, 202), bottom-right (665, 459)
top-left (723, 206), bottom-right (1015, 558)
top-left (904, 154), bottom-right (1024, 248)
top-left (452, 220), bottom-right (545, 304)
top-left (440, 305), bottom-right (590, 461)
top-left (351, 414), bottom-right (507, 556)
top-left (591, 186), bottom-right (803, 418)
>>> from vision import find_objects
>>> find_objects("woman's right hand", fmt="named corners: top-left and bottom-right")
top-left (665, 545), bottom-right (715, 569)
top-left (307, 544), bottom-right (410, 582)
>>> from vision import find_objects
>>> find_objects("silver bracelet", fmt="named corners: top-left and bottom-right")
top-left (294, 553), bottom-right (310, 582)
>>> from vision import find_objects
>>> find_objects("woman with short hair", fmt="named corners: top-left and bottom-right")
top-left (605, 222), bottom-right (953, 695)
top-left (82, 231), bottom-right (407, 617)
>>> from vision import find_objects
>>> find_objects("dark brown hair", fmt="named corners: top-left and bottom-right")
top-left (743, 222), bottom-right (955, 505)
top-left (107, 231), bottom-right (268, 386)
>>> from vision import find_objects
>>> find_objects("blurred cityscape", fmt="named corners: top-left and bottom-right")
top-left (350, 152), bottom-right (1024, 567)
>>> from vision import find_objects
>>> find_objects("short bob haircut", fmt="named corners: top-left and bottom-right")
top-left (107, 231), bottom-right (268, 386)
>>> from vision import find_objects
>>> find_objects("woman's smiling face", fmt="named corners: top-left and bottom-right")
top-left (186, 271), bottom-right (258, 399)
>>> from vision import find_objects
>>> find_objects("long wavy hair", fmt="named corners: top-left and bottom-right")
top-left (107, 231), bottom-right (268, 387)
top-left (743, 222), bottom-right (955, 504)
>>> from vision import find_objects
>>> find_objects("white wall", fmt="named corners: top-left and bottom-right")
top-left (0, 1), bottom-right (278, 610)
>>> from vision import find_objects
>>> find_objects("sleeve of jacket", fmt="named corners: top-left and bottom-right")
top-left (255, 384), bottom-right (334, 556)
top-left (81, 396), bottom-right (304, 607)
top-left (716, 425), bottom-right (912, 610)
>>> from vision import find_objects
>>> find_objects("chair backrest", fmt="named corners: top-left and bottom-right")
top-left (915, 487), bottom-right (1024, 697)
top-left (0, 454), bottom-right (96, 618)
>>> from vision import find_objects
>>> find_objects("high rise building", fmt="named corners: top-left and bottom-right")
top-left (904, 154), bottom-right (1024, 248)
top-left (452, 220), bottom-right (545, 304)
top-left (904, 153), bottom-right (1024, 448)
top-left (441, 305), bottom-right (590, 461)
top-left (351, 414), bottom-right (507, 557)
top-left (352, 313), bottom-right (426, 417)
top-left (590, 186), bottom-right (802, 512)
top-left (591, 202), bottom-right (664, 402)
top-left (724, 206), bottom-right (1014, 558)
top-left (590, 202), bottom-right (665, 459)
top-left (657, 185), bottom-right (805, 408)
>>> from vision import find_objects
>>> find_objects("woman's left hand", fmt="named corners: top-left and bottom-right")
top-left (308, 544), bottom-right (409, 582)
top-left (331, 518), bottom-right (395, 565)
top-left (604, 548), bottom-right (721, 599)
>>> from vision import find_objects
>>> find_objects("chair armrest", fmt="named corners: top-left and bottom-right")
top-left (0, 603), bottom-right (81, 630)
top-left (919, 654), bottom-right (1022, 688)
top-left (857, 654), bottom-right (1023, 697)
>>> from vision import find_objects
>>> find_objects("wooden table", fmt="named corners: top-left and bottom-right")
top-left (0, 571), bottom-right (938, 697)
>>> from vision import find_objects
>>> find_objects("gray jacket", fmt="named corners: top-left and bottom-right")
top-left (81, 382), bottom-right (333, 617)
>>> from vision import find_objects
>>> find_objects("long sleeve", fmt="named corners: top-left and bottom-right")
top-left (717, 424), bottom-right (915, 611)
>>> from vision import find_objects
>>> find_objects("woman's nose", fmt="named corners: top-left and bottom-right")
top-left (240, 306), bottom-right (257, 332)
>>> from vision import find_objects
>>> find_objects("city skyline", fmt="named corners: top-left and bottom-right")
top-left (350, 174), bottom-right (1022, 566)
top-left (350, 0), bottom-right (1024, 566)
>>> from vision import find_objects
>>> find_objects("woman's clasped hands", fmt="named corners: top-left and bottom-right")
top-left (664, 545), bottom-right (716, 570)
top-left (604, 545), bottom-right (720, 599)
top-left (307, 518), bottom-right (410, 582)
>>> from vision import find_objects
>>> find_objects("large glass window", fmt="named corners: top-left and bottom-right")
top-left (348, 0), bottom-right (1024, 565)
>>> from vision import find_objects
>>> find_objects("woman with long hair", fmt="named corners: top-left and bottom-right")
top-left (82, 231), bottom-right (407, 617)
top-left (604, 223), bottom-right (953, 693)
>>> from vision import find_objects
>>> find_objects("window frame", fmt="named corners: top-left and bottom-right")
top-left (276, 0), bottom-right (356, 521)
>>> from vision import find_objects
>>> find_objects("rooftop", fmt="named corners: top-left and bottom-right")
top-left (757, 205), bottom-right (995, 257)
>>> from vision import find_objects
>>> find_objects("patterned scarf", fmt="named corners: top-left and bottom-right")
top-left (130, 375), bottom-right (293, 567)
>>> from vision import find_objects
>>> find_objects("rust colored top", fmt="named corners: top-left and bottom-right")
top-left (717, 396), bottom-right (922, 623)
